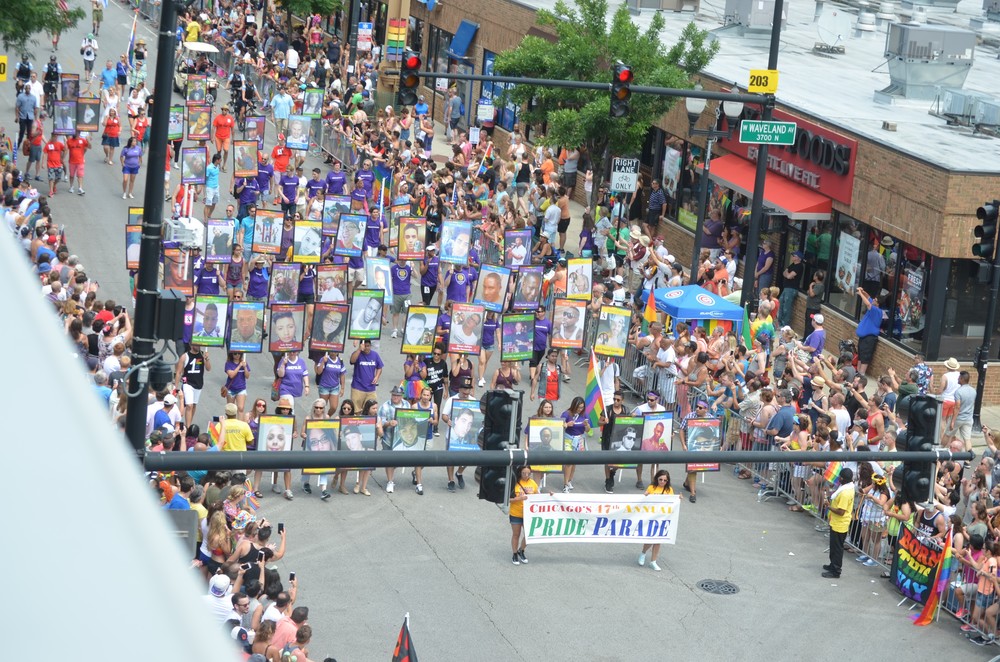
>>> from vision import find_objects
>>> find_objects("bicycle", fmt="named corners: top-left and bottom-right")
top-left (43, 83), bottom-right (57, 118)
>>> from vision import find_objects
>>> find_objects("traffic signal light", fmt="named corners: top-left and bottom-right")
top-left (610, 61), bottom-right (633, 118)
top-left (898, 395), bottom-right (939, 504)
top-left (973, 200), bottom-right (999, 260)
top-left (397, 50), bottom-right (421, 106)
top-left (478, 390), bottom-right (522, 504)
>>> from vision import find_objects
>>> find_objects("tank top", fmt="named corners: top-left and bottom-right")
top-left (495, 368), bottom-right (517, 390)
top-left (452, 361), bottom-right (472, 389)
top-left (237, 541), bottom-right (262, 567)
top-left (415, 401), bottom-right (434, 440)
top-left (183, 351), bottom-right (206, 389)
top-left (916, 509), bottom-right (941, 538)
top-left (226, 257), bottom-right (244, 286)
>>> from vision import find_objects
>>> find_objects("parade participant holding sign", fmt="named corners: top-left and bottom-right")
top-left (637, 469), bottom-right (674, 572)
top-left (509, 465), bottom-right (547, 566)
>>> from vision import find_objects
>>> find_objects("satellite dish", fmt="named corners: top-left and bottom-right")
top-left (817, 10), bottom-right (853, 47)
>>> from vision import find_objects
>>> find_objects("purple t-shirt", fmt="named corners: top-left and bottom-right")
top-left (279, 174), bottom-right (298, 201)
top-left (225, 361), bottom-right (249, 392)
top-left (255, 162), bottom-right (274, 194)
top-left (350, 187), bottom-right (368, 206)
top-left (279, 356), bottom-right (308, 396)
top-left (391, 263), bottom-right (412, 296)
top-left (482, 317), bottom-right (498, 347)
top-left (299, 265), bottom-right (315, 296)
top-left (351, 350), bottom-right (383, 391)
top-left (355, 169), bottom-right (375, 199)
top-left (195, 265), bottom-right (221, 295)
top-left (247, 267), bottom-right (269, 298)
top-left (437, 313), bottom-right (451, 344)
top-left (238, 177), bottom-right (259, 205)
top-left (363, 214), bottom-right (384, 249)
top-left (446, 269), bottom-right (471, 303)
top-left (326, 170), bottom-right (347, 195)
top-left (804, 328), bottom-right (826, 357)
top-left (306, 178), bottom-right (325, 199)
top-left (121, 145), bottom-right (142, 169)
top-left (316, 355), bottom-right (345, 389)
top-left (562, 410), bottom-right (586, 436)
top-left (533, 318), bottom-right (552, 351)
top-left (421, 257), bottom-right (439, 288)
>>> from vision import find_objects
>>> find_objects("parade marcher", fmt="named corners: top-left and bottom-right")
top-left (637, 470), bottom-right (673, 572)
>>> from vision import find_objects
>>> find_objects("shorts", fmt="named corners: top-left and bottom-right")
top-left (28, 145), bottom-right (42, 163)
top-left (117, 74), bottom-right (128, 86)
top-left (942, 400), bottom-right (956, 419)
top-left (509, 516), bottom-right (524, 525)
top-left (69, 163), bottom-right (85, 179)
top-left (102, 135), bottom-right (120, 147)
top-left (122, 165), bottom-right (139, 175)
top-left (47, 167), bottom-right (64, 181)
top-left (557, 217), bottom-right (571, 234)
top-left (93, 8), bottom-right (103, 21)
top-left (449, 117), bottom-right (460, 130)
top-left (976, 592), bottom-right (997, 609)
top-left (297, 292), bottom-right (315, 304)
top-left (318, 384), bottom-right (341, 396)
top-left (182, 383), bottom-right (202, 405)
top-left (564, 434), bottom-right (585, 451)
top-left (529, 349), bottom-right (544, 367)
top-left (227, 388), bottom-right (247, 398)
top-left (390, 295), bottom-right (409, 315)
top-left (483, 342), bottom-right (495, 352)
top-left (561, 171), bottom-right (578, 188)
top-left (857, 335), bottom-right (878, 364)
top-left (204, 187), bottom-right (220, 205)
top-left (950, 421), bottom-right (973, 444)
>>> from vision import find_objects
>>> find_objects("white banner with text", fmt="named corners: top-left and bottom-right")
top-left (524, 494), bottom-right (681, 545)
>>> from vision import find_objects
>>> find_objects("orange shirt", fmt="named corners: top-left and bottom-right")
top-left (213, 113), bottom-right (235, 140)
top-left (44, 141), bottom-right (66, 169)
top-left (104, 116), bottom-right (121, 138)
top-left (271, 145), bottom-right (291, 173)
top-left (540, 158), bottom-right (555, 185)
top-left (66, 137), bottom-right (90, 165)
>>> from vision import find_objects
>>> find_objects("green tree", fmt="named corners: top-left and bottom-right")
top-left (273, 0), bottom-right (344, 33)
top-left (494, 0), bottom-right (718, 205)
top-left (0, 0), bottom-right (85, 54)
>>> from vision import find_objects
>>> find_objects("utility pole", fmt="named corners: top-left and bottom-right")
top-left (739, 0), bottom-right (784, 312)
top-left (973, 200), bottom-right (1000, 429)
top-left (123, 0), bottom-right (180, 457)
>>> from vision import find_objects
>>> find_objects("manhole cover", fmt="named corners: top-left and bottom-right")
top-left (697, 579), bottom-right (740, 595)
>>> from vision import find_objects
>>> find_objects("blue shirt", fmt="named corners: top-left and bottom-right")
top-left (164, 493), bottom-right (190, 510)
top-left (856, 298), bottom-right (883, 338)
top-left (271, 93), bottom-right (293, 119)
top-left (205, 163), bottom-right (220, 189)
top-left (100, 67), bottom-right (117, 90)
top-left (235, 216), bottom-right (254, 248)
top-left (414, 101), bottom-right (429, 116)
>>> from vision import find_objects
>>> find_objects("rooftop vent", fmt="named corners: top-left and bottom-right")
top-left (986, 0), bottom-right (1000, 21)
top-left (932, 88), bottom-right (994, 123)
top-left (716, 0), bottom-right (787, 40)
top-left (876, 23), bottom-right (975, 101)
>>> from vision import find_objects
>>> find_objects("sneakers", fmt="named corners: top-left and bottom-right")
top-left (649, 561), bottom-right (661, 572)
top-left (512, 553), bottom-right (521, 565)
top-left (456, 473), bottom-right (465, 489)
top-left (386, 481), bottom-right (395, 494)
top-left (518, 550), bottom-right (528, 564)
top-left (785, 498), bottom-right (797, 506)
top-left (416, 484), bottom-right (424, 495)
top-left (821, 571), bottom-right (840, 579)
top-left (863, 559), bottom-right (879, 567)
top-left (321, 490), bottom-right (331, 501)
top-left (272, 484), bottom-right (282, 494)
top-left (448, 481), bottom-right (456, 492)
top-left (604, 478), bottom-right (614, 494)
top-left (68, 186), bottom-right (75, 194)
top-left (562, 484), bottom-right (571, 493)
top-left (638, 553), bottom-right (646, 567)
top-left (970, 635), bottom-right (989, 646)
top-left (128, 193), bottom-right (134, 199)
top-left (565, 482), bottom-right (573, 491)
top-left (635, 479), bottom-right (644, 489)
top-left (77, 189), bottom-right (85, 195)
top-left (391, 329), bottom-right (398, 339)
top-left (689, 494), bottom-right (697, 503)
top-left (283, 489), bottom-right (294, 500)
top-left (478, 378), bottom-right (486, 387)
top-left (302, 483), bottom-right (312, 494)
top-left (122, 192), bottom-right (127, 199)
top-left (814, 524), bottom-right (830, 532)
top-left (961, 624), bottom-right (976, 632)
top-left (856, 555), bottom-right (870, 564)
top-left (956, 608), bottom-right (970, 619)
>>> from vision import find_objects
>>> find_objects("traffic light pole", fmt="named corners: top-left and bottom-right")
top-left (974, 232), bottom-right (1000, 429)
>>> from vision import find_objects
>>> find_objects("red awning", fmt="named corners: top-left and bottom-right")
top-left (704, 154), bottom-right (832, 220)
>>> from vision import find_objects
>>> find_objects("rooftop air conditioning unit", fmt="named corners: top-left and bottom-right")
top-left (939, 88), bottom-right (993, 120)
top-left (879, 23), bottom-right (975, 99)
top-left (974, 99), bottom-right (1000, 127)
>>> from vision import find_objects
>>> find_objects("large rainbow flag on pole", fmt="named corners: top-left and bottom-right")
top-left (914, 528), bottom-right (954, 626)
top-left (585, 350), bottom-right (605, 430)
top-left (126, 11), bottom-right (138, 67)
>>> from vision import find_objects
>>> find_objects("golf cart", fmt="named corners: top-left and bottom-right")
top-left (173, 41), bottom-right (220, 106)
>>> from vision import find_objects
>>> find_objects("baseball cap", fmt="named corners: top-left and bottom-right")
top-left (612, 275), bottom-right (624, 284)
top-left (209, 574), bottom-right (231, 597)
top-left (225, 403), bottom-right (238, 416)
top-left (812, 313), bottom-right (825, 324)
top-left (163, 394), bottom-right (178, 406)
top-left (792, 251), bottom-right (804, 259)
top-left (391, 385), bottom-right (405, 395)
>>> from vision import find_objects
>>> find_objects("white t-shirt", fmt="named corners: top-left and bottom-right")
top-left (832, 407), bottom-right (852, 441)
top-left (261, 602), bottom-right (283, 624)
top-left (285, 48), bottom-right (300, 70)
top-left (202, 594), bottom-right (236, 623)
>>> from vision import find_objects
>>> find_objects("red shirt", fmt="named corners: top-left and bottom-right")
top-left (30, 121), bottom-right (44, 147)
top-left (165, 144), bottom-right (173, 171)
top-left (133, 117), bottom-right (150, 141)
top-left (213, 114), bottom-right (235, 140)
top-left (66, 137), bottom-right (90, 165)
top-left (271, 145), bottom-right (291, 173)
top-left (44, 141), bottom-right (66, 169)
top-left (104, 116), bottom-right (121, 138)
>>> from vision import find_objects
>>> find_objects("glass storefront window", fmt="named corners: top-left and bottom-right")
top-left (940, 259), bottom-right (993, 359)
top-left (828, 214), bottom-right (863, 316)
top-left (887, 243), bottom-right (930, 352)
top-left (428, 26), bottom-right (453, 97)
top-left (481, 51), bottom-right (519, 132)
top-left (407, 17), bottom-right (424, 53)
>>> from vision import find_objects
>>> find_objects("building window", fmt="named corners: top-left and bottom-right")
top-left (885, 242), bottom-right (930, 352)
top-left (940, 259), bottom-right (993, 359)
top-left (481, 51), bottom-right (519, 132)
top-left (407, 16), bottom-right (424, 54)
top-left (827, 214), bottom-right (864, 317)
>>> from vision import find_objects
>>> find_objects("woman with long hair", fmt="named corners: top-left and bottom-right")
top-left (560, 396), bottom-right (590, 492)
top-left (333, 399), bottom-right (357, 495)
top-left (638, 469), bottom-right (673, 572)
top-left (119, 136), bottom-right (142, 199)
top-left (509, 465), bottom-right (544, 565)
top-left (224, 351), bottom-right (250, 419)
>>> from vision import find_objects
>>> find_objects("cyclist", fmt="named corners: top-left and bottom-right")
top-left (15, 55), bottom-right (33, 91)
top-left (43, 56), bottom-right (62, 115)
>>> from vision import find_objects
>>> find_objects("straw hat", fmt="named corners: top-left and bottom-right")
top-left (944, 357), bottom-right (960, 371)
top-left (812, 376), bottom-right (827, 388)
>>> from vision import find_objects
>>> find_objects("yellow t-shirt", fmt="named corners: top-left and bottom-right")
top-left (190, 501), bottom-right (208, 542)
top-left (221, 418), bottom-right (253, 452)
top-left (828, 485), bottom-right (855, 533)
top-left (185, 21), bottom-right (201, 42)
top-left (644, 485), bottom-right (675, 496)
top-left (510, 479), bottom-right (538, 519)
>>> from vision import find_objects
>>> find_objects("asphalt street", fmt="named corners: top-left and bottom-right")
top-left (9, 2), bottom-right (990, 659)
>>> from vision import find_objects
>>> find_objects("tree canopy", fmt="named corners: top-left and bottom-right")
top-left (0, 0), bottom-right (85, 54)
top-left (494, 0), bottom-right (718, 190)
top-left (275, 0), bottom-right (345, 21)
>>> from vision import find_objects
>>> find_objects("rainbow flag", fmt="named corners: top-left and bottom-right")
top-left (914, 528), bottom-right (953, 626)
top-left (643, 288), bottom-right (657, 324)
top-left (477, 143), bottom-right (494, 177)
top-left (208, 420), bottom-right (223, 448)
top-left (585, 350), bottom-right (605, 430)
top-left (741, 305), bottom-right (752, 349)
top-left (823, 461), bottom-right (843, 485)
top-left (126, 11), bottom-right (138, 67)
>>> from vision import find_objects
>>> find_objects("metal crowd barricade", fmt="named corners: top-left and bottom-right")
top-left (471, 227), bottom-right (501, 267)
top-left (320, 122), bottom-right (360, 169)
top-left (618, 343), bottom-right (646, 398)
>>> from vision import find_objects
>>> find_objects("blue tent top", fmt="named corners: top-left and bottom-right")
top-left (649, 285), bottom-right (744, 321)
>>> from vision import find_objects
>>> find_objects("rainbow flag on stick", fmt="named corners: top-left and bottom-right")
top-left (643, 289), bottom-right (658, 325)
top-left (914, 528), bottom-right (953, 626)
top-left (126, 11), bottom-right (138, 67)
top-left (822, 461), bottom-right (843, 485)
top-left (585, 350), bottom-right (606, 430)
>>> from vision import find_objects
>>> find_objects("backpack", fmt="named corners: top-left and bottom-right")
top-left (458, 98), bottom-right (466, 116)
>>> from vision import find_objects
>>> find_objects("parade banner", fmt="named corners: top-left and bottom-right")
top-left (525, 493), bottom-right (681, 545)
top-left (293, 219), bottom-right (322, 264)
top-left (396, 217), bottom-right (426, 260)
top-left (446, 399), bottom-right (482, 451)
top-left (125, 224), bottom-right (141, 270)
top-left (473, 264), bottom-right (510, 313)
top-left (310, 303), bottom-right (348, 353)
top-left (252, 209), bottom-right (284, 255)
top-left (269, 303), bottom-right (305, 353)
top-left (348, 289), bottom-right (384, 340)
top-left (567, 257), bottom-right (592, 300)
top-left (527, 417), bottom-right (564, 474)
top-left (448, 303), bottom-right (484, 355)
top-left (322, 195), bottom-right (351, 236)
top-left (891, 525), bottom-right (943, 605)
top-left (166, 105), bottom-right (184, 141)
top-left (77, 97), bottom-right (102, 132)
top-left (228, 301), bottom-right (265, 353)
top-left (551, 298), bottom-right (586, 349)
top-left (401, 306), bottom-right (438, 355)
top-left (233, 140), bottom-right (258, 178)
top-left (187, 105), bottom-right (211, 141)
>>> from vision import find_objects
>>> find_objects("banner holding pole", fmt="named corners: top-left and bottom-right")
top-left (525, 493), bottom-right (681, 545)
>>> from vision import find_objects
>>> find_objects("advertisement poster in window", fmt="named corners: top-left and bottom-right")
top-left (835, 232), bottom-right (860, 294)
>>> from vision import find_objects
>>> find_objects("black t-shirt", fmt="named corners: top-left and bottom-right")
top-left (481, 167), bottom-right (496, 192)
top-left (780, 261), bottom-right (804, 290)
top-left (327, 43), bottom-right (341, 63)
top-left (425, 358), bottom-right (448, 392)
